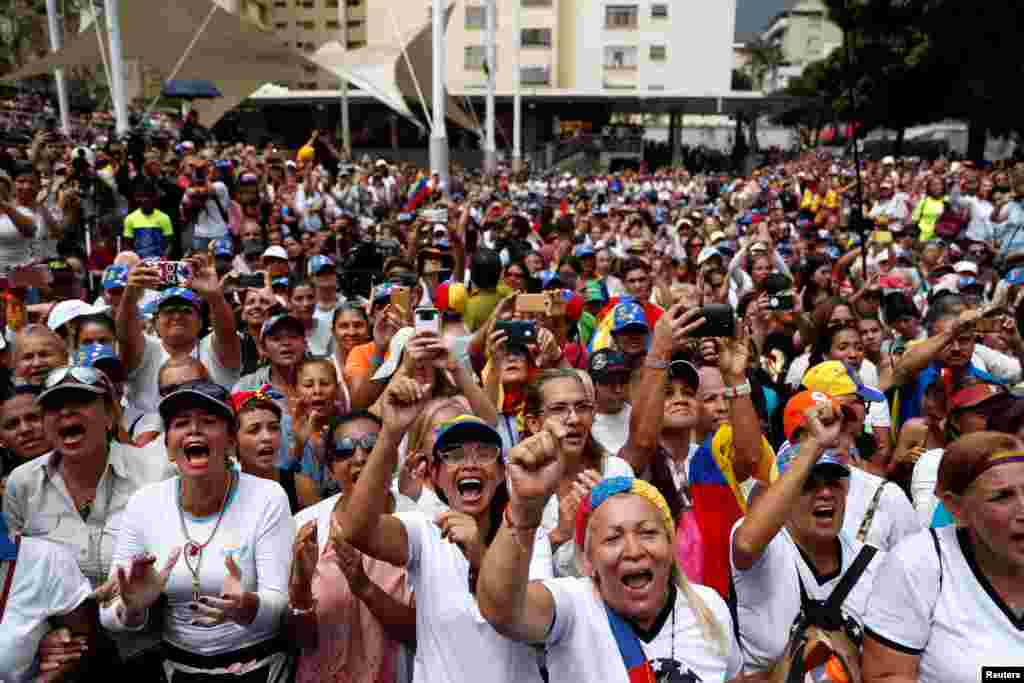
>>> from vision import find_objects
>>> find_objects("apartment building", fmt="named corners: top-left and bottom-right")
top-left (266, 0), bottom-right (370, 89)
top-left (760, 0), bottom-right (841, 91)
top-left (446, 0), bottom-right (735, 94)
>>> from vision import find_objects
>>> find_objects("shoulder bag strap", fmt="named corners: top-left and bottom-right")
top-left (0, 535), bottom-right (22, 624)
top-left (823, 544), bottom-right (878, 612)
top-left (856, 482), bottom-right (888, 543)
top-left (929, 528), bottom-right (943, 621)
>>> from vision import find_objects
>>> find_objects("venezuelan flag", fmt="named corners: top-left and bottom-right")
top-left (687, 424), bottom-right (777, 599)
top-left (604, 604), bottom-right (656, 683)
top-left (403, 177), bottom-right (432, 213)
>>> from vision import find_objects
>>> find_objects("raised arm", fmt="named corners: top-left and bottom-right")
top-left (718, 322), bottom-right (763, 484)
top-left (186, 255), bottom-right (241, 371)
top-left (477, 429), bottom-right (564, 643)
top-left (340, 377), bottom-right (428, 567)
top-left (117, 261), bottom-right (162, 374)
top-left (892, 309), bottom-right (979, 387)
top-left (732, 406), bottom-right (839, 570)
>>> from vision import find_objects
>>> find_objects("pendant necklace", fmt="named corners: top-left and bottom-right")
top-left (178, 472), bottom-right (235, 602)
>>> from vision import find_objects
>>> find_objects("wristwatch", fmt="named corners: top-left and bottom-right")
top-left (722, 381), bottom-right (752, 399)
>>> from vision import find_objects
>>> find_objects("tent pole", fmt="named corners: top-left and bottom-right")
top-left (512, 0), bottom-right (521, 173)
top-left (104, 0), bottom-right (128, 135)
top-left (484, 0), bottom-right (496, 175)
top-left (429, 0), bottom-right (448, 192)
top-left (338, 1), bottom-right (351, 159)
top-left (387, 5), bottom-right (433, 133)
top-left (91, 2), bottom-right (112, 97)
top-left (45, 0), bottom-right (70, 135)
top-left (142, 3), bottom-right (219, 121)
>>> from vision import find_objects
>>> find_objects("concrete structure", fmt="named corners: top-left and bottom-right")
top-left (267, 0), bottom-right (372, 89)
top-left (446, 0), bottom-right (735, 95)
top-left (760, 0), bottom-right (841, 91)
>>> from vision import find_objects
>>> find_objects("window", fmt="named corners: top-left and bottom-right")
top-left (298, 81), bottom-right (317, 90)
top-left (326, 0), bottom-right (338, 6)
top-left (326, 20), bottom-right (339, 29)
top-left (648, 84), bottom-right (665, 91)
top-left (604, 46), bottom-right (637, 68)
top-left (348, 39), bottom-right (366, 49)
top-left (347, 0), bottom-right (361, 5)
top-left (521, 66), bottom-right (550, 85)
top-left (274, 21), bottom-right (287, 29)
top-left (273, 0), bottom-right (286, 7)
top-left (651, 4), bottom-right (668, 19)
top-left (464, 45), bottom-right (487, 71)
top-left (522, 0), bottom-right (552, 5)
top-left (465, 6), bottom-right (485, 29)
top-left (605, 5), bottom-right (637, 29)
top-left (649, 45), bottom-right (666, 61)
top-left (298, 0), bottom-right (313, 8)
top-left (347, 19), bottom-right (362, 28)
top-left (520, 28), bottom-right (552, 48)
top-left (299, 20), bottom-right (315, 30)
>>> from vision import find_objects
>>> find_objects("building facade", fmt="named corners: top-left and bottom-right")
top-left (264, 0), bottom-right (371, 90)
top-left (760, 0), bottom-right (841, 91)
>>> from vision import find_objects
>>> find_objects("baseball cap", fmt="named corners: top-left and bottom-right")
top-left (156, 287), bottom-right (202, 310)
top-left (47, 300), bottom-right (104, 331)
top-left (74, 343), bottom-right (125, 384)
top-left (950, 382), bottom-right (1007, 412)
top-left (158, 380), bottom-right (235, 426)
top-left (696, 246), bottom-right (723, 267)
top-left (260, 313), bottom-right (305, 341)
top-left (882, 155), bottom-right (896, 165)
top-left (307, 255), bottom-right (336, 276)
top-left (667, 357), bottom-right (700, 390)
top-left (954, 260), bottom-right (979, 276)
top-left (372, 327), bottom-right (417, 382)
top-left (211, 238), bottom-right (234, 258)
top-left (432, 415), bottom-right (503, 460)
top-left (37, 366), bottom-right (116, 407)
top-left (262, 245), bottom-right (289, 261)
top-left (611, 300), bottom-right (649, 334)
top-left (802, 361), bottom-right (885, 403)
top-left (776, 440), bottom-right (851, 477)
top-left (102, 264), bottom-right (128, 290)
top-left (574, 244), bottom-right (596, 259)
top-left (782, 390), bottom-right (843, 441)
top-left (588, 349), bottom-right (630, 382)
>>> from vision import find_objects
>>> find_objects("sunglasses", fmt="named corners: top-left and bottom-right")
top-left (330, 433), bottom-right (378, 461)
top-left (45, 366), bottom-right (108, 391)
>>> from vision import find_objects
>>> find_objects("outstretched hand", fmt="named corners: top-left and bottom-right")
top-left (506, 427), bottom-right (566, 528)
top-left (116, 548), bottom-right (181, 614)
top-left (191, 555), bottom-right (259, 627)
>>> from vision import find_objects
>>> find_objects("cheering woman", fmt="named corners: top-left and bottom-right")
top-left (101, 380), bottom-right (295, 682)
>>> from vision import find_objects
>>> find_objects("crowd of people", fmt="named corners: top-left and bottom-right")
top-left (0, 122), bottom-right (1021, 683)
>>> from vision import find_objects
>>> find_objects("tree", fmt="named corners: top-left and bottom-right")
top-left (743, 39), bottom-right (786, 91)
top-left (731, 69), bottom-right (754, 92)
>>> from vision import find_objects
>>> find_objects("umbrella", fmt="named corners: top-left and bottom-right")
top-left (162, 79), bottom-right (222, 100)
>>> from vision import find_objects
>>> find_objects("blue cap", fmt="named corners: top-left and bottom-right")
top-left (212, 238), bottom-right (234, 257)
top-left (260, 313), bottom-right (305, 341)
top-left (102, 264), bottom-right (128, 290)
top-left (156, 287), bottom-right (201, 309)
top-left (611, 300), bottom-right (649, 334)
top-left (372, 282), bottom-right (395, 304)
top-left (397, 212), bottom-right (414, 222)
top-left (432, 415), bottom-right (503, 460)
top-left (776, 442), bottom-right (851, 477)
top-left (574, 245), bottom-right (596, 259)
top-left (271, 277), bottom-right (291, 288)
top-left (1006, 267), bottom-right (1024, 285)
top-left (74, 343), bottom-right (125, 383)
top-left (307, 255), bottom-right (335, 275)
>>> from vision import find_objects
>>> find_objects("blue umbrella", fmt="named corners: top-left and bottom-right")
top-left (162, 79), bottom-right (222, 100)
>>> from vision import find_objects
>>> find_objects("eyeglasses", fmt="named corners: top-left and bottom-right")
top-left (543, 401), bottom-right (596, 421)
top-left (159, 304), bottom-right (197, 317)
top-left (330, 432), bottom-right (378, 461)
top-left (437, 442), bottom-right (501, 466)
top-left (159, 379), bottom-right (231, 403)
top-left (45, 366), bottom-right (109, 391)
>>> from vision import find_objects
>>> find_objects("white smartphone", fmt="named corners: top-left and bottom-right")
top-left (414, 307), bottom-right (442, 335)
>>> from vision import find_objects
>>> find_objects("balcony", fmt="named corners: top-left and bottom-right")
top-left (520, 66), bottom-right (550, 86)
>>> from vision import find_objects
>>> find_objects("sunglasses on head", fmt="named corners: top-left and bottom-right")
top-left (45, 366), bottom-right (107, 390)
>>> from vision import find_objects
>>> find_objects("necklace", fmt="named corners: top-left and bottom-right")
top-left (178, 472), bottom-right (235, 602)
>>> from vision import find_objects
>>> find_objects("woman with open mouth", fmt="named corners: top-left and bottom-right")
top-left (292, 357), bottom-right (344, 507)
top-left (232, 385), bottom-right (299, 513)
top-left (338, 377), bottom-right (550, 683)
top-left (476, 436), bottom-right (740, 682)
top-left (100, 380), bottom-right (295, 683)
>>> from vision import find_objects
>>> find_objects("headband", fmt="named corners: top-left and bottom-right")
top-left (574, 476), bottom-right (674, 549)
top-left (966, 449), bottom-right (1024, 488)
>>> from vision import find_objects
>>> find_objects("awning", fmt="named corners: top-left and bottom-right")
top-left (4, 0), bottom-right (335, 125)
top-left (310, 3), bottom-right (480, 134)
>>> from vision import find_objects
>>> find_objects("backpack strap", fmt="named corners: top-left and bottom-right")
top-left (929, 528), bottom-right (943, 620)
top-left (856, 482), bottom-right (888, 543)
top-left (0, 535), bottom-right (21, 624)
top-left (823, 544), bottom-right (878, 613)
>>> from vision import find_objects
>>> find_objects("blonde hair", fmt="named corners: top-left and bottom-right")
top-left (576, 492), bottom-right (729, 656)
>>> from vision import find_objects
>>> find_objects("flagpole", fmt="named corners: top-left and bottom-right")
top-left (339, 0), bottom-right (351, 159)
top-left (484, 0), bottom-right (496, 176)
top-left (45, 0), bottom-right (70, 136)
top-left (430, 0), bottom-right (448, 193)
top-left (512, 0), bottom-right (522, 174)
top-left (105, 0), bottom-right (128, 136)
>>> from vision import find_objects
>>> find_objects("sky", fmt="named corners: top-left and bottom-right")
top-left (735, 0), bottom-right (788, 39)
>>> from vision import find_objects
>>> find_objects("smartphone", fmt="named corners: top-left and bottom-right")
top-left (496, 320), bottom-right (538, 346)
top-left (145, 259), bottom-right (192, 286)
top-left (766, 294), bottom-right (795, 311)
top-left (391, 286), bottom-right (410, 313)
top-left (516, 293), bottom-right (549, 315)
top-left (688, 304), bottom-right (735, 338)
top-left (236, 273), bottom-right (265, 289)
top-left (414, 307), bottom-right (442, 334)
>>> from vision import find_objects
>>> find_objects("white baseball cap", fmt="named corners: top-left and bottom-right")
top-left (48, 300), bottom-right (103, 332)
top-left (954, 260), bottom-right (979, 276)
top-left (262, 246), bottom-right (289, 261)
top-left (882, 155), bottom-right (896, 165)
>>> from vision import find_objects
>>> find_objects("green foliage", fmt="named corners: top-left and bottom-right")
top-left (732, 69), bottom-right (754, 92)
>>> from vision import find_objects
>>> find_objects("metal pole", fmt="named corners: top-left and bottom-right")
top-left (512, 0), bottom-right (521, 173)
top-left (104, 0), bottom-right (128, 135)
top-left (429, 0), bottom-right (448, 191)
top-left (45, 0), bottom-right (70, 135)
top-left (339, 0), bottom-right (350, 159)
top-left (484, 0), bottom-right (496, 175)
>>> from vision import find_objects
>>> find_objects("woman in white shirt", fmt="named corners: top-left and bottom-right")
top-left (477, 440), bottom-right (740, 682)
top-left (101, 381), bottom-right (294, 682)
top-left (338, 377), bottom-right (549, 683)
top-left (864, 430), bottom-right (1024, 682)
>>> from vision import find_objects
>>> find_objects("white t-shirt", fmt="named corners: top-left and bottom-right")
top-left (125, 334), bottom-right (240, 414)
top-left (842, 466), bottom-right (920, 551)
top-left (864, 526), bottom-right (1024, 682)
top-left (100, 474), bottom-right (294, 655)
top-left (0, 538), bottom-right (92, 683)
top-left (543, 578), bottom-right (742, 682)
top-left (540, 455), bottom-right (634, 577)
top-left (911, 449), bottom-right (945, 527)
top-left (592, 405), bottom-right (632, 457)
top-left (395, 510), bottom-right (550, 683)
top-left (191, 181), bottom-right (231, 239)
top-left (0, 208), bottom-right (40, 271)
top-left (729, 523), bottom-right (884, 673)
